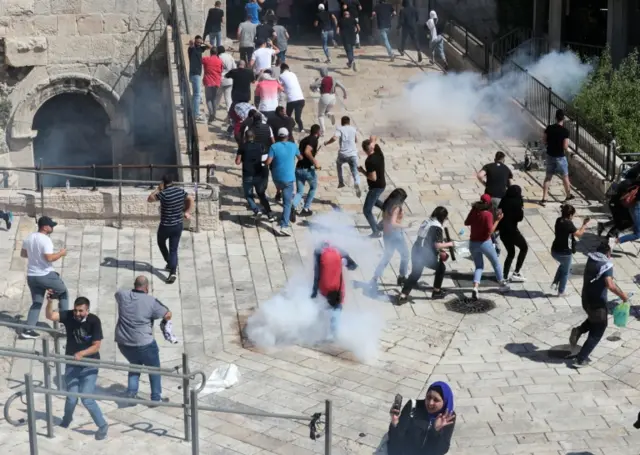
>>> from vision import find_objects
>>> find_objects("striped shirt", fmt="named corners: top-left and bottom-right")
top-left (157, 185), bottom-right (187, 227)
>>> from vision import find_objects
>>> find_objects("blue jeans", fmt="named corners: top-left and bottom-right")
top-left (26, 272), bottom-right (69, 327)
top-left (379, 28), bottom-right (393, 57)
top-left (619, 202), bottom-right (640, 243)
top-left (551, 251), bottom-right (572, 294)
top-left (321, 30), bottom-right (334, 59)
top-left (546, 156), bottom-right (569, 177)
top-left (292, 168), bottom-right (318, 210)
top-left (470, 239), bottom-right (504, 283)
top-left (429, 36), bottom-right (446, 63)
top-left (118, 340), bottom-right (162, 401)
top-left (336, 154), bottom-right (360, 186)
top-left (277, 50), bottom-right (287, 63)
top-left (189, 74), bottom-right (201, 116)
top-left (373, 230), bottom-right (409, 280)
top-left (243, 175), bottom-right (271, 214)
top-left (343, 41), bottom-right (355, 65)
top-left (274, 180), bottom-right (295, 228)
top-left (363, 187), bottom-right (385, 233)
top-left (208, 31), bottom-right (222, 48)
top-left (157, 223), bottom-right (183, 274)
top-left (64, 366), bottom-right (106, 428)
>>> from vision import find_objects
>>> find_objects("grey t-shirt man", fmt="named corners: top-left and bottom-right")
top-left (273, 24), bottom-right (288, 51)
top-left (114, 289), bottom-right (169, 347)
top-left (334, 125), bottom-right (358, 157)
top-left (238, 20), bottom-right (258, 48)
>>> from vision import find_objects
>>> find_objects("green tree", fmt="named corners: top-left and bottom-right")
top-left (572, 48), bottom-right (640, 154)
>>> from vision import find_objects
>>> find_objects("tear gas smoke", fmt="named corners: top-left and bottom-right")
top-left (382, 50), bottom-right (593, 139)
top-left (245, 210), bottom-right (385, 364)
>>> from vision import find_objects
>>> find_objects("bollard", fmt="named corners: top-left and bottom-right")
top-left (325, 400), bottom-right (332, 455)
top-left (190, 389), bottom-right (199, 455)
top-left (41, 340), bottom-right (54, 438)
top-left (25, 374), bottom-right (39, 455)
top-left (182, 353), bottom-right (191, 442)
top-left (52, 321), bottom-right (63, 390)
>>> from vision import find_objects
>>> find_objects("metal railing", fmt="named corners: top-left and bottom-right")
top-left (0, 321), bottom-right (332, 454)
top-left (561, 41), bottom-right (605, 61)
top-left (170, 0), bottom-right (200, 179)
top-left (0, 165), bottom-right (215, 232)
top-left (489, 28), bottom-right (532, 73)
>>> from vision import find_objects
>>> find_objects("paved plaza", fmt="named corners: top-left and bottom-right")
top-left (1, 42), bottom-right (640, 454)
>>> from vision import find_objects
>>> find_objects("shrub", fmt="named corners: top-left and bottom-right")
top-left (572, 48), bottom-right (640, 154)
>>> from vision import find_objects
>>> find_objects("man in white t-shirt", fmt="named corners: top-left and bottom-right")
top-left (426, 10), bottom-right (447, 68)
top-left (279, 63), bottom-right (306, 133)
top-left (323, 115), bottom-right (361, 197)
top-left (250, 39), bottom-right (279, 76)
top-left (20, 216), bottom-right (68, 339)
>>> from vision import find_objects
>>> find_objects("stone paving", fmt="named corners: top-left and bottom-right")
top-left (2, 40), bottom-right (640, 455)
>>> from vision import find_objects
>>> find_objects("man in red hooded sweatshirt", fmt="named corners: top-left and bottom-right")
top-left (311, 241), bottom-right (358, 338)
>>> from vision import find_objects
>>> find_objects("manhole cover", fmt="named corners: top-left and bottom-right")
top-left (445, 297), bottom-right (496, 314)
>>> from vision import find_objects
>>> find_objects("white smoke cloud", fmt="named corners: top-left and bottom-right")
top-left (245, 210), bottom-right (385, 364)
top-left (380, 50), bottom-right (594, 139)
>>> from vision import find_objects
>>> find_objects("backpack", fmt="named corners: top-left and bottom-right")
top-left (621, 185), bottom-right (639, 208)
top-left (318, 247), bottom-right (344, 307)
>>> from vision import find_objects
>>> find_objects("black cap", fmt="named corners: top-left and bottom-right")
top-left (37, 216), bottom-right (57, 229)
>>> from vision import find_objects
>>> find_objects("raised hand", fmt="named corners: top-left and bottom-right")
top-left (434, 411), bottom-right (456, 432)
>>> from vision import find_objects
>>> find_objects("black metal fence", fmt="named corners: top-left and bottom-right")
top-left (170, 0), bottom-right (200, 181)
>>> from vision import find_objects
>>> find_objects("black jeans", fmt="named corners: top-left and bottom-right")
top-left (157, 223), bottom-right (183, 274)
top-left (343, 41), bottom-right (355, 64)
top-left (400, 28), bottom-right (422, 59)
top-left (402, 244), bottom-right (446, 296)
top-left (242, 174), bottom-right (271, 214)
top-left (239, 46), bottom-right (254, 63)
top-left (286, 100), bottom-right (306, 132)
top-left (500, 229), bottom-right (528, 277)
top-left (576, 303), bottom-right (608, 362)
top-left (204, 85), bottom-right (218, 119)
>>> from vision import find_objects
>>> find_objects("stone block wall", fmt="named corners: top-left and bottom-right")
top-left (0, 185), bottom-right (220, 230)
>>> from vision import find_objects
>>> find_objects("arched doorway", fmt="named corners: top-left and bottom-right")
top-left (32, 93), bottom-right (113, 188)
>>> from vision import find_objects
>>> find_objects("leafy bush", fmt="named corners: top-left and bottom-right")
top-left (0, 94), bottom-right (10, 130)
top-left (572, 48), bottom-right (640, 153)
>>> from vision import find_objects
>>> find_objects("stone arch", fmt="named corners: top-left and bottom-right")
top-left (8, 73), bottom-right (121, 144)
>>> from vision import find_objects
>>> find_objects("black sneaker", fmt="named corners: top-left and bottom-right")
top-left (95, 424), bottom-right (108, 440)
top-left (564, 194), bottom-right (575, 202)
top-left (59, 416), bottom-right (72, 428)
top-left (166, 274), bottom-right (177, 284)
top-left (266, 212), bottom-right (278, 222)
top-left (432, 290), bottom-right (446, 299)
top-left (395, 294), bottom-right (409, 305)
top-left (290, 210), bottom-right (297, 223)
top-left (253, 210), bottom-right (263, 220)
top-left (20, 330), bottom-right (40, 340)
top-left (301, 208), bottom-right (313, 216)
top-left (164, 264), bottom-right (171, 271)
top-left (572, 358), bottom-right (591, 369)
top-left (4, 212), bottom-right (11, 230)
top-left (369, 231), bottom-right (382, 239)
top-left (397, 276), bottom-right (406, 286)
top-left (417, 53), bottom-right (423, 63)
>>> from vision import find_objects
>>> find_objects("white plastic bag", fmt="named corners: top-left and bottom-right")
top-left (200, 364), bottom-right (241, 396)
top-left (453, 240), bottom-right (471, 259)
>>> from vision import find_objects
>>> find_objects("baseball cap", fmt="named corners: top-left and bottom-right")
top-left (277, 127), bottom-right (289, 137)
top-left (480, 194), bottom-right (492, 204)
top-left (318, 3), bottom-right (325, 10)
top-left (37, 216), bottom-right (57, 229)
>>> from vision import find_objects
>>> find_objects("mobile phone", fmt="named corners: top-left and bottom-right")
top-left (390, 393), bottom-right (402, 415)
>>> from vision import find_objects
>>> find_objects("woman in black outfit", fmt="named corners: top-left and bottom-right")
top-left (387, 381), bottom-right (456, 455)
top-left (498, 185), bottom-right (528, 282)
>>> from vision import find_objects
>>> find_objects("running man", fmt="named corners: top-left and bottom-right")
top-left (337, 8), bottom-right (360, 71)
top-left (310, 67), bottom-right (347, 136)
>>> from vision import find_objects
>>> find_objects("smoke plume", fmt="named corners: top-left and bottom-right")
top-left (245, 210), bottom-right (385, 364)
top-left (382, 50), bottom-right (594, 139)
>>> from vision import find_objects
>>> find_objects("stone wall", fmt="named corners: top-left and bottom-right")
top-left (0, 185), bottom-right (220, 230)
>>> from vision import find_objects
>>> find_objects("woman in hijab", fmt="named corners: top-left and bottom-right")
top-left (387, 381), bottom-right (456, 455)
top-left (498, 185), bottom-right (529, 281)
top-left (370, 188), bottom-right (409, 290)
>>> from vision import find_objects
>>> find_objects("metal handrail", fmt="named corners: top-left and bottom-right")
top-left (14, 372), bottom-right (332, 455)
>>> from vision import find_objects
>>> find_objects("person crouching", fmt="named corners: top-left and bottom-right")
top-left (311, 241), bottom-right (357, 339)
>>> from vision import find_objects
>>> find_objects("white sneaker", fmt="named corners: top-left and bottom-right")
top-left (510, 272), bottom-right (526, 282)
top-left (278, 226), bottom-right (292, 237)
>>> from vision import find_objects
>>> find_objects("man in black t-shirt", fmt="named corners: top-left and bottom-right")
top-left (372, 0), bottom-right (396, 60)
top-left (569, 243), bottom-right (629, 368)
top-left (226, 60), bottom-right (255, 104)
top-left (236, 129), bottom-right (274, 219)
top-left (315, 4), bottom-right (338, 63)
top-left (337, 9), bottom-right (359, 71)
top-left (203, 1), bottom-right (225, 47)
top-left (398, 0), bottom-right (422, 63)
top-left (292, 124), bottom-right (322, 216)
top-left (359, 136), bottom-right (386, 237)
top-left (542, 108), bottom-right (573, 206)
top-left (267, 106), bottom-right (295, 143)
top-left (45, 295), bottom-right (108, 440)
top-left (477, 151), bottom-right (513, 207)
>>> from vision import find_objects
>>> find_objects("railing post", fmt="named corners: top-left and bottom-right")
top-left (118, 164), bottom-right (123, 229)
top-left (41, 339), bottom-right (54, 438)
top-left (91, 164), bottom-right (97, 191)
top-left (182, 353), bottom-right (191, 442)
top-left (547, 87), bottom-right (552, 125)
top-left (575, 114), bottom-right (580, 154)
top-left (39, 158), bottom-right (45, 218)
top-left (52, 322), bottom-right (63, 390)
top-left (149, 165), bottom-right (154, 189)
top-left (194, 181), bottom-right (200, 233)
top-left (464, 28), bottom-right (469, 55)
top-left (324, 400), bottom-right (332, 455)
top-left (25, 373), bottom-right (39, 455)
top-left (190, 389), bottom-right (199, 455)
top-left (35, 159), bottom-right (42, 193)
